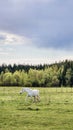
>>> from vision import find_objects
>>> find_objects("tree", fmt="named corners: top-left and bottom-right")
top-left (13, 70), bottom-right (21, 86)
top-left (3, 72), bottom-right (13, 86)
top-left (65, 68), bottom-right (71, 86)
top-left (28, 69), bottom-right (40, 87)
top-left (70, 70), bottom-right (73, 87)
top-left (51, 76), bottom-right (59, 87)
top-left (20, 70), bottom-right (28, 86)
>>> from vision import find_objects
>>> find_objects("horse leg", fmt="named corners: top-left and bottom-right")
top-left (33, 96), bottom-right (40, 102)
top-left (25, 94), bottom-right (28, 102)
top-left (37, 95), bottom-right (40, 102)
top-left (29, 96), bottom-right (33, 102)
top-left (33, 96), bottom-right (36, 102)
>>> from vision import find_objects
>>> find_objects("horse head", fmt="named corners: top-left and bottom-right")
top-left (20, 88), bottom-right (25, 94)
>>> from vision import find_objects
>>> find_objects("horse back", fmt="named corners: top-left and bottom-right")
top-left (32, 89), bottom-right (39, 96)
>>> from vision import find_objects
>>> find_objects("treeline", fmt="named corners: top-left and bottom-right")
top-left (0, 60), bottom-right (73, 87)
top-left (0, 64), bottom-right (46, 73)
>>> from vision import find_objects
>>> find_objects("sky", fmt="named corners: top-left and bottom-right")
top-left (0, 0), bottom-right (73, 65)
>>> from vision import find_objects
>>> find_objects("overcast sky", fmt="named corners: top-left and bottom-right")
top-left (0, 0), bottom-right (73, 65)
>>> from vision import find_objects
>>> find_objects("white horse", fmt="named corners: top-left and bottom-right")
top-left (20, 87), bottom-right (40, 102)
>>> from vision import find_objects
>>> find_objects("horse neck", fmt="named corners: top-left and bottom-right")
top-left (24, 88), bottom-right (32, 93)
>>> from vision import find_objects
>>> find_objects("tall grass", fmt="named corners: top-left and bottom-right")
top-left (0, 87), bottom-right (73, 130)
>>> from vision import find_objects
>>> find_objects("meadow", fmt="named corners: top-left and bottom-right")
top-left (0, 87), bottom-right (73, 130)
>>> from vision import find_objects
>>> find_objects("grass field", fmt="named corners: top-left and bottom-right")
top-left (0, 87), bottom-right (73, 130)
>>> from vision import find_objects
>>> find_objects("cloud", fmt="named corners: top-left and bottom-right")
top-left (0, 0), bottom-right (73, 49)
top-left (0, 47), bottom-right (73, 65)
top-left (0, 32), bottom-right (32, 45)
top-left (0, 52), bottom-right (9, 55)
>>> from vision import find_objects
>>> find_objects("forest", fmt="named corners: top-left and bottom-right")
top-left (0, 60), bottom-right (73, 87)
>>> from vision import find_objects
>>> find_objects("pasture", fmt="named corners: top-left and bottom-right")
top-left (0, 87), bottom-right (73, 130)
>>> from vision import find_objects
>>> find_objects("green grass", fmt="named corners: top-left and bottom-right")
top-left (0, 87), bottom-right (73, 130)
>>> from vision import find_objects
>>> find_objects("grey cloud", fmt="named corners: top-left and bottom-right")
top-left (0, 35), bottom-right (6, 40)
top-left (0, 0), bottom-right (73, 49)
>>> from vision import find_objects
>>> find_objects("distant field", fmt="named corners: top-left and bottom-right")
top-left (0, 87), bottom-right (73, 130)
